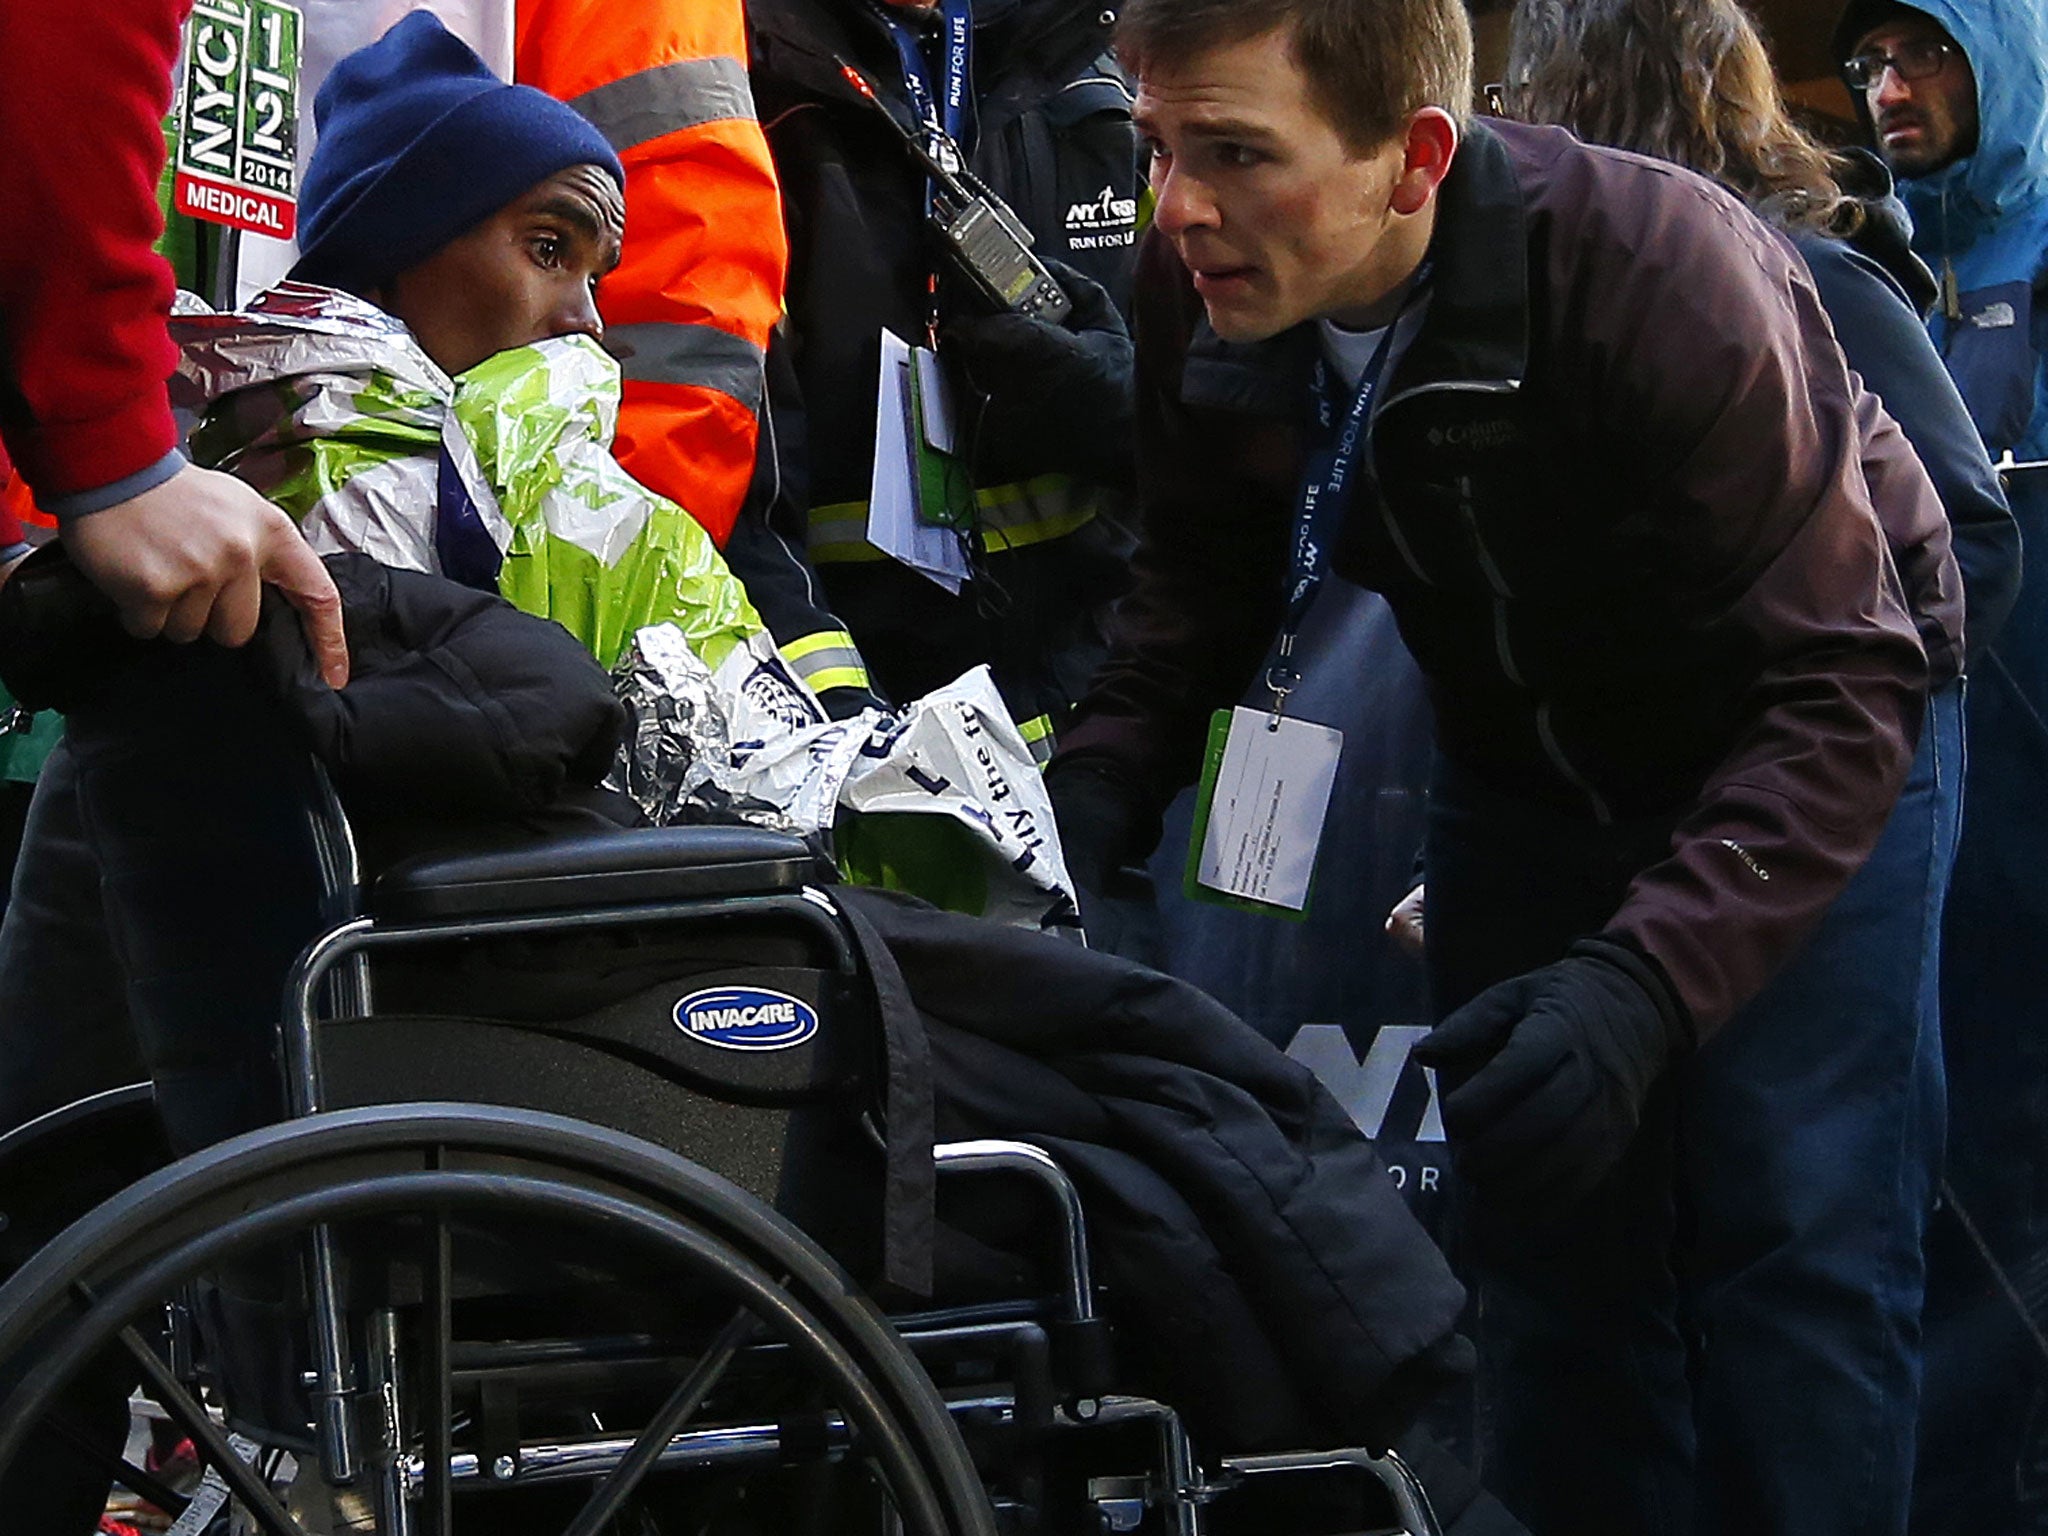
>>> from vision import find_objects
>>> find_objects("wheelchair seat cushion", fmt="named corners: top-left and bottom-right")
top-left (372, 826), bottom-right (820, 919)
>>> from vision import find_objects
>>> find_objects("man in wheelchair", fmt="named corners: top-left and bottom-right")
top-left (0, 17), bottom-right (1496, 1535)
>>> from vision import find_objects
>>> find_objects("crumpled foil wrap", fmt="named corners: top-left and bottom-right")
top-left (169, 282), bottom-right (761, 672)
top-left (607, 625), bottom-right (809, 833)
top-left (608, 623), bottom-right (1078, 929)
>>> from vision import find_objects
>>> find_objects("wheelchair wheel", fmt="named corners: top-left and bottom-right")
top-left (0, 1083), bottom-right (171, 1279)
top-left (0, 1102), bottom-right (998, 1536)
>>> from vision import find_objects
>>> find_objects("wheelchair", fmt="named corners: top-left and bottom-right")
top-left (0, 765), bottom-right (1444, 1536)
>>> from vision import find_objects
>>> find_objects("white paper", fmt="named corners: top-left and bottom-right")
top-left (1196, 706), bottom-right (1344, 911)
top-left (166, 1433), bottom-right (267, 1536)
top-left (837, 666), bottom-right (1074, 920)
top-left (867, 329), bottom-right (970, 594)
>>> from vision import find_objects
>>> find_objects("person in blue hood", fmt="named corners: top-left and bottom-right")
top-left (1839, 0), bottom-right (2048, 460)
top-left (1837, 2), bottom-right (2048, 1530)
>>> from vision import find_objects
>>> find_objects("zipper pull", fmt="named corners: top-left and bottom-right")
top-left (1941, 256), bottom-right (1963, 322)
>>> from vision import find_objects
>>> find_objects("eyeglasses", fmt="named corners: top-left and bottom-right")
top-left (1841, 38), bottom-right (1960, 91)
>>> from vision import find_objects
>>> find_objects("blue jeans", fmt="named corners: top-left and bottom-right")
top-left (1916, 475), bottom-right (2048, 1533)
top-left (1425, 682), bottom-right (1961, 1536)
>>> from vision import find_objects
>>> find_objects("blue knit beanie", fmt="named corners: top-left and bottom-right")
top-left (292, 11), bottom-right (624, 292)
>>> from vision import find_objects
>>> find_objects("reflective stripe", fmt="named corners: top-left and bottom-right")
top-left (781, 628), bottom-right (860, 662)
top-left (606, 322), bottom-right (765, 414)
top-left (975, 475), bottom-right (1098, 552)
top-left (807, 474), bottom-right (1098, 563)
top-left (1016, 713), bottom-right (1056, 765)
top-left (782, 629), bottom-right (872, 693)
top-left (804, 666), bottom-right (874, 696)
top-left (808, 519), bottom-right (947, 562)
top-left (568, 55), bottom-right (757, 151)
top-left (806, 501), bottom-right (881, 562)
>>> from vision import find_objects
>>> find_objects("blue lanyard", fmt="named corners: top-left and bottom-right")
top-left (874, 0), bottom-right (974, 154)
top-left (1266, 306), bottom-right (1411, 718)
top-left (872, 0), bottom-right (974, 338)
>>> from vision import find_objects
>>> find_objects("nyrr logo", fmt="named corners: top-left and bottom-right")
top-left (1066, 183), bottom-right (1138, 229)
top-left (1286, 1024), bottom-right (1444, 1143)
top-left (673, 987), bottom-right (820, 1052)
top-left (1065, 184), bottom-right (1138, 250)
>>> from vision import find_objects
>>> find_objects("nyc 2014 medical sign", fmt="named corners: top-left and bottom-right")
top-left (174, 0), bottom-right (303, 238)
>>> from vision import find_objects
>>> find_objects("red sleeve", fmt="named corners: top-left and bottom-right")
top-left (0, 3), bottom-right (185, 500)
top-left (0, 442), bottom-right (24, 547)
top-left (0, 510), bottom-right (20, 549)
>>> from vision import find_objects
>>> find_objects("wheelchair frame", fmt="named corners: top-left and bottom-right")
top-left (0, 772), bottom-right (1444, 1536)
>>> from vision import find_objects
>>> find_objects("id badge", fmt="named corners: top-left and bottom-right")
top-left (910, 346), bottom-right (974, 528)
top-left (1184, 706), bottom-right (1343, 917)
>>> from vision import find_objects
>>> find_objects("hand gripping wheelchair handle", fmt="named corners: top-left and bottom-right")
top-left (0, 540), bottom-right (317, 718)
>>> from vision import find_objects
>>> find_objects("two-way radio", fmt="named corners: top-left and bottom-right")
top-left (840, 62), bottom-right (1072, 326)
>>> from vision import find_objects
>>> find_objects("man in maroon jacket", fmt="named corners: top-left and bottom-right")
top-left (0, 3), bottom-right (346, 683)
top-left (1047, 0), bottom-right (1959, 1530)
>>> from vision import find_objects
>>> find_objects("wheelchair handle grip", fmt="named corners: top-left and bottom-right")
top-left (0, 542), bottom-right (130, 713)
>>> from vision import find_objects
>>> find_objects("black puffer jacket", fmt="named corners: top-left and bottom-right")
top-left (251, 554), bottom-right (639, 872)
top-left (739, 0), bottom-right (1143, 725)
top-left (0, 547), bottom-right (630, 829)
top-left (258, 556), bottom-right (622, 818)
top-left (838, 885), bottom-right (1471, 1455)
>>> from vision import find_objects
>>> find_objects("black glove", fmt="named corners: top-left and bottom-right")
top-left (1411, 937), bottom-right (1692, 1210)
top-left (941, 260), bottom-right (1134, 489)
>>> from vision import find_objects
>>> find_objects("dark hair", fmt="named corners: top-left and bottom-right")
top-left (1115, 0), bottom-right (1475, 153)
top-left (1506, 0), bottom-right (1863, 237)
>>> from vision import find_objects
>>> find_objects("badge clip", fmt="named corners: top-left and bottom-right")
top-left (1264, 634), bottom-right (1299, 730)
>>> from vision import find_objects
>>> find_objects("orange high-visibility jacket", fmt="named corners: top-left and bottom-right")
top-left (517, 0), bottom-right (787, 545)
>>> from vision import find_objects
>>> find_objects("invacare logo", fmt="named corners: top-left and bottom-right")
top-left (674, 987), bottom-right (819, 1051)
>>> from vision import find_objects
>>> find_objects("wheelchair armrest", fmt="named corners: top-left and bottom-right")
top-left (371, 827), bottom-right (821, 921)
top-left (934, 1140), bottom-right (1095, 1325)
top-left (928, 1140), bottom-right (1115, 1407)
